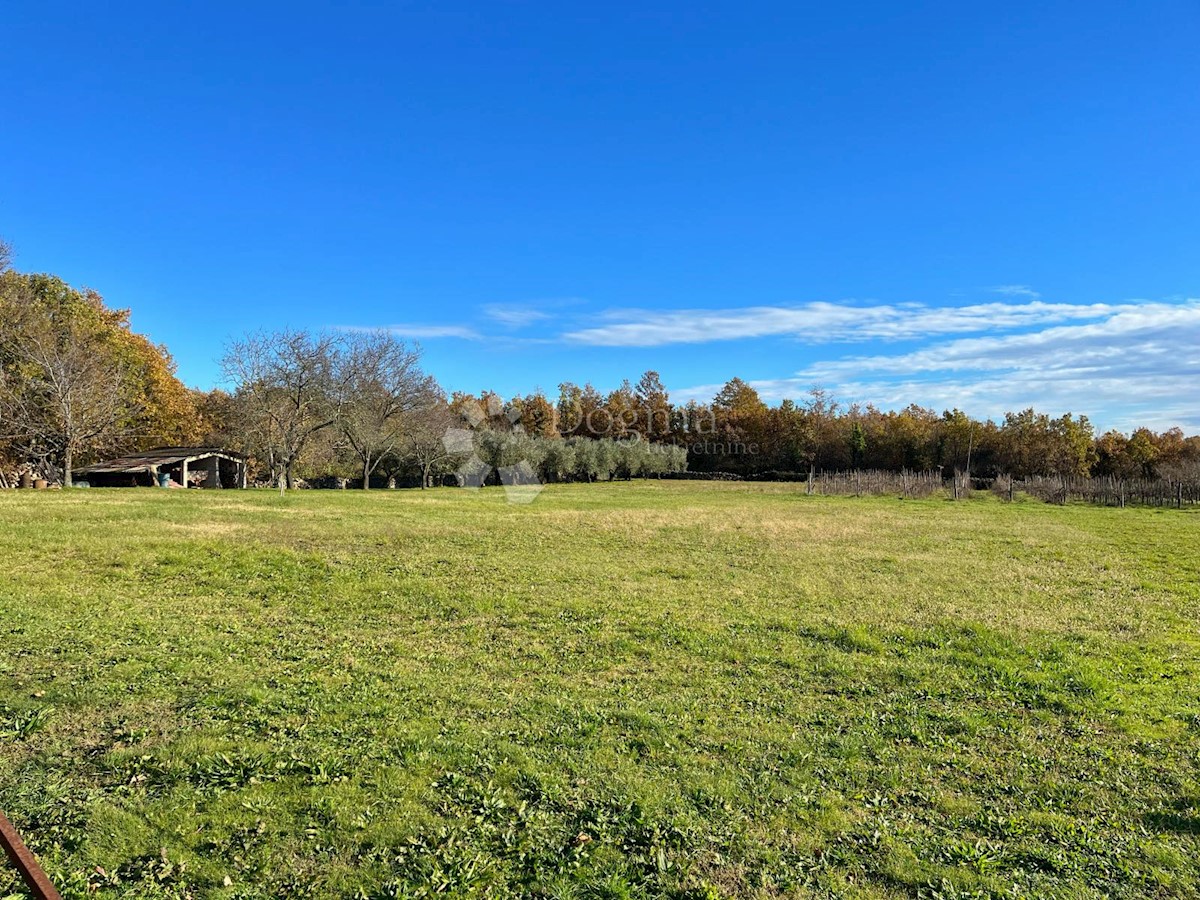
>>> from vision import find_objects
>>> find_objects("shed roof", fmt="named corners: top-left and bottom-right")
top-left (74, 447), bottom-right (245, 474)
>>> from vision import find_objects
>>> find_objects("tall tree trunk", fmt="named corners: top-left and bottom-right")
top-left (362, 457), bottom-right (372, 490)
top-left (62, 446), bottom-right (74, 488)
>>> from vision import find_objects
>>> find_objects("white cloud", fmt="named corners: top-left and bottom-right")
top-left (675, 300), bottom-right (1200, 432)
top-left (562, 300), bottom-right (1132, 347)
top-left (795, 302), bottom-right (1200, 379)
top-left (342, 293), bottom-right (1200, 432)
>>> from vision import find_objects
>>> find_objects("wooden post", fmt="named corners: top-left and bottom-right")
top-left (204, 456), bottom-right (220, 489)
top-left (180, 459), bottom-right (188, 488)
top-left (965, 426), bottom-right (974, 489)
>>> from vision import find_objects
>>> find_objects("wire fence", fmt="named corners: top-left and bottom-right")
top-left (1015, 474), bottom-right (1199, 508)
top-left (806, 469), bottom-right (944, 498)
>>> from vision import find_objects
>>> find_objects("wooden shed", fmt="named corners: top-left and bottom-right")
top-left (73, 447), bottom-right (247, 489)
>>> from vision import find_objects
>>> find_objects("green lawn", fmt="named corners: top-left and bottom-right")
top-left (1, 483), bottom-right (1198, 899)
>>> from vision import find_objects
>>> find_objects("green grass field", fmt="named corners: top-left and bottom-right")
top-left (1, 483), bottom-right (1198, 899)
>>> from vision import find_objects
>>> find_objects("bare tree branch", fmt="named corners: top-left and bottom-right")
top-left (338, 331), bottom-right (439, 488)
top-left (221, 330), bottom-right (344, 490)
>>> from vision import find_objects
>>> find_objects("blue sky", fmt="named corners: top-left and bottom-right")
top-left (3, 1), bottom-right (1198, 431)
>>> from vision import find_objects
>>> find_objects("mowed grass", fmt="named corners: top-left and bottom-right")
top-left (1, 483), bottom-right (1198, 900)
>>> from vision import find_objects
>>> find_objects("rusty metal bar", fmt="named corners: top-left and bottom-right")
top-left (0, 810), bottom-right (62, 900)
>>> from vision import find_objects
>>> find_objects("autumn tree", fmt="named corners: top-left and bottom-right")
top-left (511, 392), bottom-right (559, 438)
top-left (555, 383), bottom-right (582, 436)
top-left (0, 272), bottom-right (194, 484)
top-left (938, 409), bottom-right (977, 473)
top-left (998, 409), bottom-right (1053, 477)
top-left (0, 277), bottom-right (128, 484)
top-left (557, 383), bottom-right (608, 439)
top-left (1093, 430), bottom-right (1133, 479)
top-left (707, 378), bottom-right (768, 472)
top-left (876, 405), bottom-right (940, 471)
top-left (118, 329), bottom-right (204, 448)
top-left (1125, 428), bottom-right (1159, 477)
top-left (800, 387), bottom-right (839, 481)
top-left (604, 380), bottom-right (638, 440)
top-left (634, 370), bottom-right (671, 439)
top-left (1049, 413), bottom-right (1096, 477)
top-left (763, 399), bottom-right (808, 470)
top-left (191, 388), bottom-right (238, 446)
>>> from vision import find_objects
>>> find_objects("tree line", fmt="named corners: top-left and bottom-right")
top-left (2, 248), bottom-right (1197, 490)
top-left (206, 330), bottom-right (690, 489)
top-left (448, 377), bottom-right (1200, 484)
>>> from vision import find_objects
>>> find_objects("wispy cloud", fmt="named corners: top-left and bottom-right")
top-left (340, 324), bottom-right (482, 340)
top-left (677, 300), bottom-right (1200, 431)
top-left (990, 284), bottom-right (1042, 301)
top-left (794, 302), bottom-right (1200, 379)
top-left (562, 300), bottom-right (1129, 347)
top-left (482, 303), bottom-right (552, 329)
top-left (340, 292), bottom-right (1200, 431)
